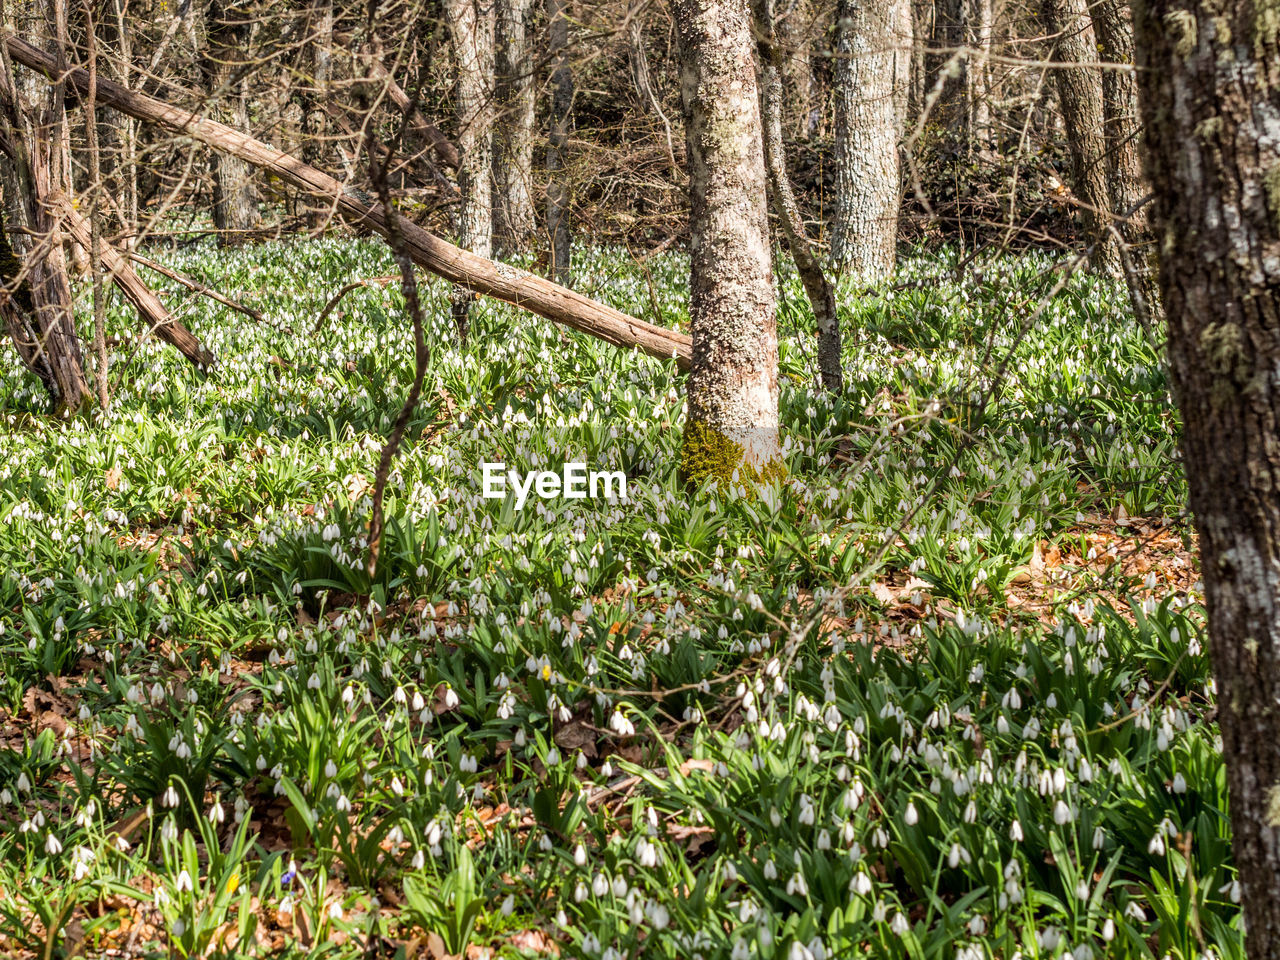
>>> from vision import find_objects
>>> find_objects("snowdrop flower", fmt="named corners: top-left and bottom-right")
top-left (162, 785), bottom-right (179, 808)
top-left (851, 872), bottom-right (873, 896)
top-left (1147, 831), bottom-right (1166, 856)
top-left (592, 873), bottom-right (609, 897)
top-left (609, 709), bottom-right (635, 737)
top-left (647, 901), bottom-right (669, 930)
top-left (890, 912), bottom-right (910, 936)
top-left (44, 833), bottom-right (62, 855)
top-left (904, 801), bottom-right (919, 826)
top-left (176, 869), bottom-right (194, 892)
top-left (786, 870), bottom-right (808, 896)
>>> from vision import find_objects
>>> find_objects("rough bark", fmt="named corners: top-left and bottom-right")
top-left (55, 194), bottom-right (216, 369)
top-left (893, 0), bottom-right (913, 132)
top-left (969, 0), bottom-right (992, 143)
top-left (0, 16), bottom-right (90, 415)
top-left (907, 0), bottom-right (930, 126)
top-left (199, 0), bottom-right (259, 243)
top-left (444, 0), bottom-right (495, 337)
top-left (301, 0), bottom-right (332, 171)
top-left (830, 0), bottom-right (904, 280)
top-left (1040, 0), bottom-right (1117, 273)
top-left (1091, 0), bottom-right (1161, 321)
top-left (753, 0), bottom-right (842, 393)
top-left (494, 0), bottom-right (537, 253)
top-left (1, 32), bottom-right (692, 366)
top-left (674, 0), bottom-right (782, 482)
top-left (546, 0), bottom-right (573, 285)
top-left (1132, 0), bottom-right (1280, 951)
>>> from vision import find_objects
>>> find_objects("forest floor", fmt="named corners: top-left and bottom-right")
top-left (0, 240), bottom-right (1234, 960)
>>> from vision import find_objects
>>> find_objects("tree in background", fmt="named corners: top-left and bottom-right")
top-left (1134, 0), bottom-right (1280, 947)
top-left (198, 0), bottom-right (260, 244)
top-left (754, 0), bottom-right (841, 393)
top-left (444, 0), bottom-right (495, 338)
top-left (546, 0), bottom-right (573, 285)
top-left (675, 0), bottom-right (782, 484)
top-left (1092, 0), bottom-right (1160, 322)
top-left (830, 0), bottom-right (908, 280)
top-left (0, 0), bottom-right (90, 414)
top-left (1040, 0), bottom-right (1114, 272)
top-left (493, 0), bottom-right (536, 253)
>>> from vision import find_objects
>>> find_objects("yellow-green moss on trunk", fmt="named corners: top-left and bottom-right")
top-left (679, 420), bottom-right (786, 487)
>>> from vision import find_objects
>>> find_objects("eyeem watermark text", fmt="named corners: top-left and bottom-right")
top-left (481, 462), bottom-right (627, 510)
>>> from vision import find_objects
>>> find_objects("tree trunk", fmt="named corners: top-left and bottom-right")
top-left (0, 13), bottom-right (90, 415)
top-left (674, 0), bottom-right (782, 484)
top-left (907, 0), bottom-right (930, 126)
top-left (493, 0), bottom-right (536, 254)
top-left (830, 0), bottom-right (905, 280)
top-left (775, 0), bottom-right (811, 141)
top-left (923, 0), bottom-right (968, 134)
top-left (546, 0), bottom-right (573, 285)
top-left (109, 0), bottom-right (138, 250)
top-left (969, 0), bottom-right (992, 145)
top-left (1133, 0), bottom-right (1280, 951)
top-left (444, 0), bottom-right (495, 337)
top-left (753, 0), bottom-right (842, 394)
top-left (1040, 0), bottom-right (1117, 273)
top-left (1091, 0), bottom-right (1161, 322)
top-left (199, 0), bottom-right (259, 244)
top-left (302, 0), bottom-right (332, 172)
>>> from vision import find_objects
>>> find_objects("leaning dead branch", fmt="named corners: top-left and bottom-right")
top-left (54, 194), bottom-right (216, 368)
top-left (1, 32), bottom-right (692, 368)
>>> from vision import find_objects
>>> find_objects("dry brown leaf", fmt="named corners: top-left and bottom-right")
top-left (507, 929), bottom-right (561, 956)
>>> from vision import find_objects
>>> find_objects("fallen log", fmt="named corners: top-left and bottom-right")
top-left (3, 32), bottom-right (692, 368)
top-left (53, 193), bottom-right (216, 368)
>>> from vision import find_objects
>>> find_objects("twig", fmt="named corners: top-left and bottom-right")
top-left (125, 249), bottom-right (289, 333)
top-left (312, 276), bottom-right (399, 333)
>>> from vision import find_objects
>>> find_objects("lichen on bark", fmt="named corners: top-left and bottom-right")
top-left (679, 420), bottom-right (786, 487)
